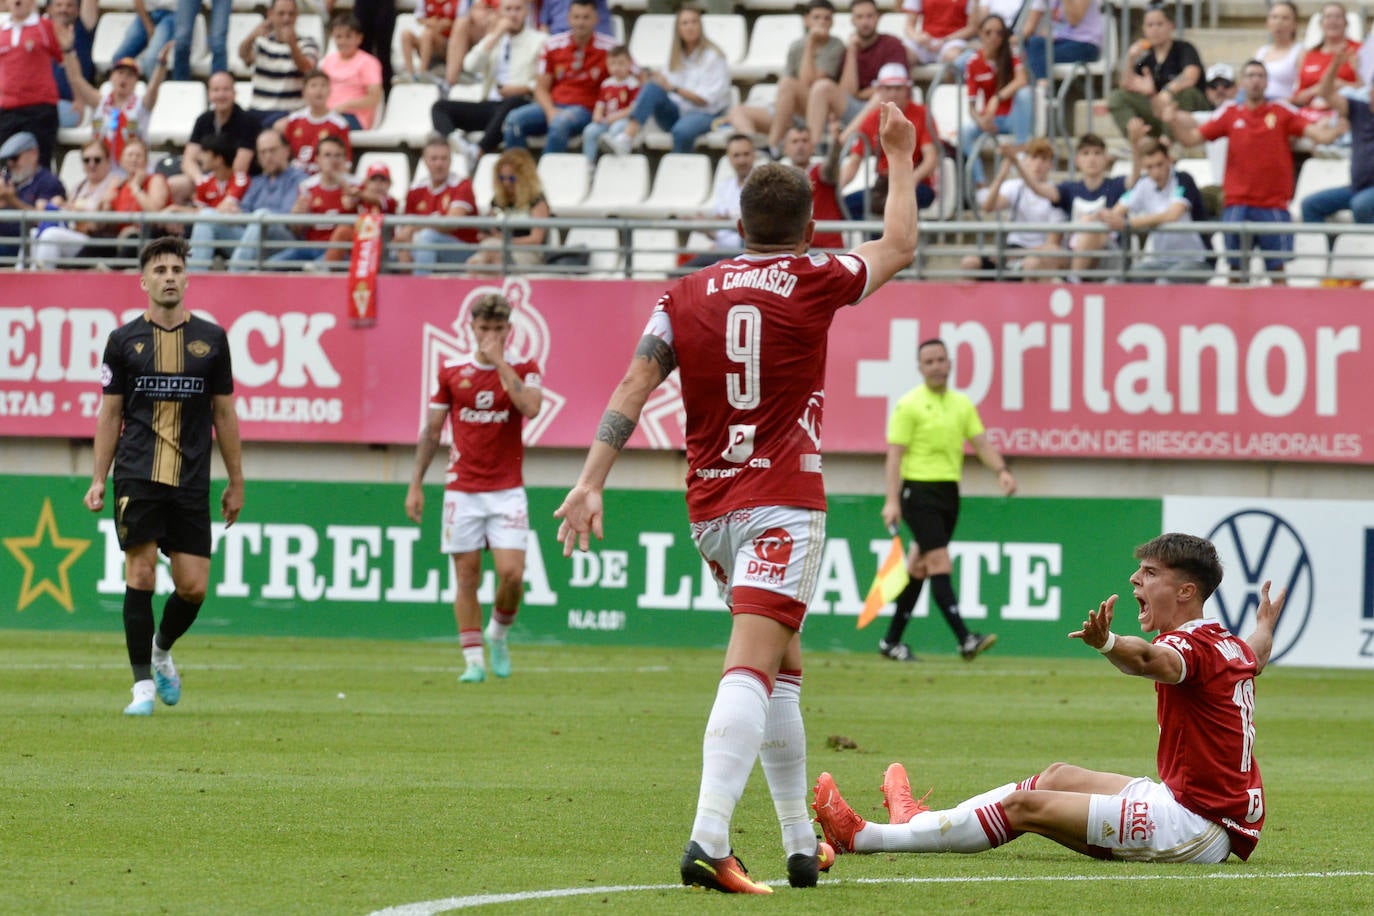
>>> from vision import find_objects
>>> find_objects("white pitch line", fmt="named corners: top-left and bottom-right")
top-left (367, 870), bottom-right (1374, 915)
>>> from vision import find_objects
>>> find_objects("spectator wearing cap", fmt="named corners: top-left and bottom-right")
top-left (1203, 62), bottom-right (1239, 107)
top-left (58, 41), bottom-right (170, 162)
top-left (1301, 47), bottom-right (1374, 229)
top-left (839, 61), bottom-right (939, 219)
top-left (45, 0), bottom-right (98, 129)
top-left (401, 133), bottom-right (480, 272)
top-left (806, 0), bottom-right (906, 147)
top-left (240, 0), bottom-right (322, 128)
top-left (0, 130), bottom-right (66, 259)
top-left (111, 0), bottom-right (178, 82)
top-left (191, 126), bottom-right (305, 270)
top-left (1020, 0), bottom-right (1102, 84)
top-left (322, 160), bottom-right (399, 263)
top-left (502, 0), bottom-right (615, 153)
top-left (183, 71), bottom-right (260, 184)
top-left (1164, 59), bottom-right (1346, 283)
top-left (0, 0), bottom-right (63, 169)
top-left (1108, 4), bottom-right (1209, 141)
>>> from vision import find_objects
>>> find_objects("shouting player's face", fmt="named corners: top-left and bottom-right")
top-left (1129, 558), bottom-right (1184, 633)
top-left (141, 254), bottom-right (189, 311)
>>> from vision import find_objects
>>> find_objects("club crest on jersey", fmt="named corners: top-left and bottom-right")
top-left (187, 340), bottom-right (211, 358)
top-left (745, 527), bottom-right (793, 585)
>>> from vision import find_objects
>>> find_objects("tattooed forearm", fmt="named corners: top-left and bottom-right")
top-left (595, 409), bottom-right (638, 451)
top-left (634, 334), bottom-right (678, 381)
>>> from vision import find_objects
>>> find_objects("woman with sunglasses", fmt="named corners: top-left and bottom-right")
top-left (466, 147), bottom-right (552, 271)
top-left (958, 14), bottom-right (1031, 189)
top-left (31, 138), bottom-right (122, 267)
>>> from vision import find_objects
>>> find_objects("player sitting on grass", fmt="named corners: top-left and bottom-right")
top-left (814, 532), bottom-right (1286, 864)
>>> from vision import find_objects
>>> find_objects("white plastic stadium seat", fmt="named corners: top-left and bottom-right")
top-left (227, 14), bottom-right (261, 78)
top-left (1285, 230), bottom-right (1333, 287)
top-left (534, 153), bottom-right (591, 212)
top-left (627, 14), bottom-right (675, 71)
top-left (1331, 232), bottom-right (1374, 280)
top-left (1173, 157), bottom-right (1215, 189)
top-left (1292, 158), bottom-right (1354, 221)
top-left (391, 13), bottom-right (418, 77)
top-left (622, 152), bottom-right (712, 218)
top-left (354, 151), bottom-right (410, 206)
top-left (559, 154), bottom-right (650, 217)
top-left (187, 14), bottom-right (212, 78)
top-left (234, 80), bottom-right (253, 109)
top-left (922, 156), bottom-right (958, 221)
top-left (734, 15), bottom-right (803, 82)
top-left (295, 14), bottom-right (326, 51)
top-left (147, 81), bottom-right (208, 147)
top-left (352, 83), bottom-right (439, 148)
top-left (628, 227), bottom-right (682, 278)
top-left (702, 14), bottom-right (748, 68)
top-left (92, 12), bottom-right (136, 73)
top-left (471, 152), bottom-right (499, 214)
top-left (828, 12), bottom-right (855, 46)
top-left (927, 83), bottom-right (965, 146)
top-left (58, 149), bottom-right (87, 194)
top-left (562, 226), bottom-right (624, 276)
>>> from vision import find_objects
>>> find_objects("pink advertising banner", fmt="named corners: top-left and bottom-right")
top-left (1, 273), bottom-right (1369, 462)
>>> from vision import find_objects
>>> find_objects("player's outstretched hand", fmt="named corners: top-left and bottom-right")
top-left (554, 485), bottom-right (604, 556)
top-left (878, 101), bottom-right (916, 164)
top-left (1255, 580), bottom-right (1286, 632)
top-left (1069, 594), bottom-right (1117, 649)
top-left (83, 481), bottom-right (104, 513)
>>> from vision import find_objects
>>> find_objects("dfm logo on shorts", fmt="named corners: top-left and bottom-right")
top-left (1207, 510), bottom-right (1313, 663)
top-left (745, 527), bottom-right (793, 586)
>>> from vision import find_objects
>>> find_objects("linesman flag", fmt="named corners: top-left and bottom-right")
top-left (858, 526), bottom-right (909, 629)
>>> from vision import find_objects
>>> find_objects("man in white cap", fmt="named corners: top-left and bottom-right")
top-left (0, 130), bottom-right (66, 260)
top-left (839, 61), bottom-right (939, 220)
top-left (1203, 62), bottom-right (1238, 108)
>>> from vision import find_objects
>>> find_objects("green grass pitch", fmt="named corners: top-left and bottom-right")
top-left (3, 631), bottom-right (1372, 914)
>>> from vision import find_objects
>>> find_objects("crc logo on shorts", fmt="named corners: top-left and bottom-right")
top-left (721, 424), bottom-right (755, 463)
top-left (1206, 509), bottom-right (1313, 663)
top-left (1125, 801), bottom-right (1155, 842)
top-left (476, 390), bottom-right (494, 409)
top-left (744, 527), bottom-right (793, 586)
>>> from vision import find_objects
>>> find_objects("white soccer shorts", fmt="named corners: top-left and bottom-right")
top-left (440, 487), bottom-right (530, 554)
top-left (1086, 777), bottom-right (1232, 863)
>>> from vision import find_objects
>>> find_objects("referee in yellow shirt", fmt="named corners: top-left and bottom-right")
top-left (879, 339), bottom-right (1016, 661)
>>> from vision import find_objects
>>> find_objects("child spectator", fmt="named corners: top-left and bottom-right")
top-left (581, 44), bottom-right (638, 164)
top-left (282, 70), bottom-right (354, 174)
top-left (961, 138), bottom-right (1066, 279)
top-left (324, 161), bottom-right (399, 262)
top-left (59, 45), bottom-right (170, 163)
top-left (320, 14), bottom-right (384, 130)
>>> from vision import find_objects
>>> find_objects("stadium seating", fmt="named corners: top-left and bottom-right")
top-left (148, 81), bottom-right (209, 147)
top-left (1301, 9), bottom-right (1365, 46)
top-left (58, 148), bottom-right (87, 194)
top-left (627, 227), bottom-right (682, 278)
top-left (703, 14), bottom-right (749, 68)
top-left (627, 14), bottom-right (675, 71)
top-left (559, 154), bottom-right (651, 217)
top-left (621, 152), bottom-right (713, 218)
top-left (471, 152), bottom-right (498, 214)
top-left (234, 80), bottom-right (253, 110)
top-left (390, 13), bottom-right (418, 78)
top-left (534, 153), bottom-right (592, 212)
top-left (562, 226), bottom-right (625, 276)
top-left (92, 12), bottom-right (136, 74)
top-left (1330, 231), bottom-right (1374, 281)
top-left (734, 14), bottom-right (803, 82)
top-left (1291, 158), bottom-right (1353, 221)
top-left (226, 14), bottom-right (261, 78)
top-left (352, 83), bottom-right (440, 148)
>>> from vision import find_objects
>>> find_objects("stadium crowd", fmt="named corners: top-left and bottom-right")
top-left (1, 0), bottom-right (1370, 279)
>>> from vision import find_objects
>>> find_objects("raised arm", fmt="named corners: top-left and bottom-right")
top-left (1070, 594), bottom-right (1186, 683)
top-left (1244, 580), bottom-right (1287, 674)
top-left (853, 102), bottom-right (919, 287)
top-left (554, 333), bottom-right (676, 554)
top-left (1315, 48), bottom-right (1353, 117)
top-left (55, 21), bottom-right (101, 108)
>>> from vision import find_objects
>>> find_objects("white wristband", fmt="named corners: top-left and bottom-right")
top-left (1097, 632), bottom-right (1117, 654)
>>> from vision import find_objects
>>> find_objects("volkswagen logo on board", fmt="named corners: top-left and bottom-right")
top-left (1206, 510), bottom-right (1313, 663)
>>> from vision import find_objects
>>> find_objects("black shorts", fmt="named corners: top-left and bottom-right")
top-left (899, 480), bottom-right (960, 552)
top-left (113, 478), bottom-right (212, 557)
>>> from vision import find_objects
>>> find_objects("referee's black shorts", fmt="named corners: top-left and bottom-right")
top-left (113, 478), bottom-right (212, 557)
top-left (899, 480), bottom-right (960, 553)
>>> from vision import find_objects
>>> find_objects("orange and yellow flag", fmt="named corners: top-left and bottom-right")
top-left (858, 534), bottom-right (909, 629)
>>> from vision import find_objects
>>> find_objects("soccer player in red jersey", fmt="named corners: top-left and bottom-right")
top-left (406, 294), bottom-right (542, 683)
top-left (813, 533), bottom-right (1287, 865)
top-left (555, 102), bottom-right (920, 893)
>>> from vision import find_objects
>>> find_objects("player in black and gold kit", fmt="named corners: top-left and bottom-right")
top-left (84, 236), bottom-right (245, 716)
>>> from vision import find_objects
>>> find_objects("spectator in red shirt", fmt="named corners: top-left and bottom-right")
top-left (502, 0), bottom-right (613, 152)
top-left (959, 14), bottom-right (1032, 188)
top-left (281, 70), bottom-right (354, 174)
top-left (1291, 2), bottom-right (1362, 111)
top-left (405, 132), bottom-right (481, 272)
top-left (840, 62), bottom-right (939, 218)
top-left (901, 0), bottom-right (975, 68)
top-left (1, 0), bottom-right (63, 168)
top-left (323, 160), bottom-right (399, 262)
top-left (782, 122), bottom-right (847, 250)
top-left (400, 0), bottom-right (458, 83)
top-left (1166, 59), bottom-right (1345, 283)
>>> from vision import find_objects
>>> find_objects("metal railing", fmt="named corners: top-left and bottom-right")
top-left (3, 208), bottom-right (1371, 286)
